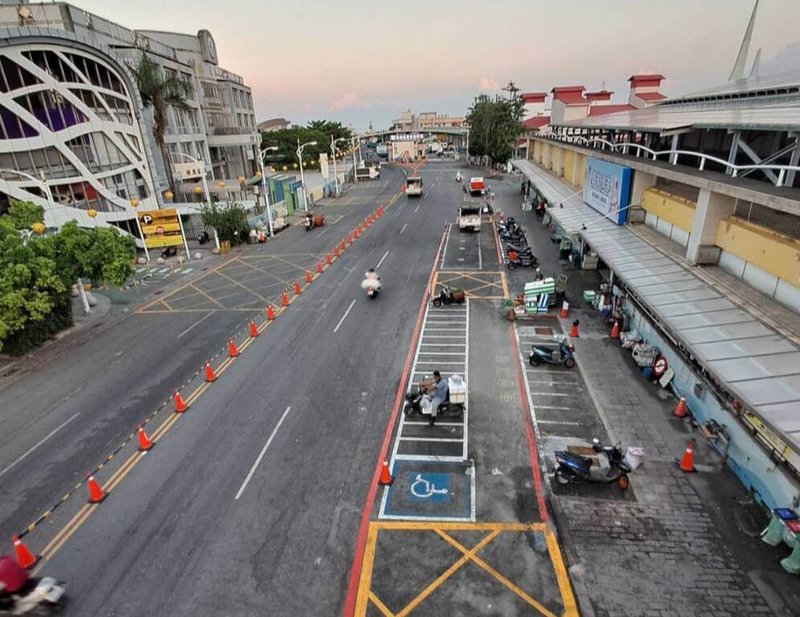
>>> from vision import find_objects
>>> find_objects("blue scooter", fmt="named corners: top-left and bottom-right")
top-left (528, 338), bottom-right (575, 368)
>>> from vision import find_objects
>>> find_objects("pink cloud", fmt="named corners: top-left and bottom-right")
top-left (329, 92), bottom-right (364, 111)
top-left (478, 77), bottom-right (498, 91)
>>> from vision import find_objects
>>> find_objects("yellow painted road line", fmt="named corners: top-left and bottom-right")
top-left (150, 408), bottom-right (183, 441)
top-left (372, 521), bottom-right (545, 532)
top-left (215, 270), bottom-right (269, 302)
top-left (104, 452), bottom-right (142, 493)
top-left (431, 271), bottom-right (439, 297)
top-left (160, 298), bottom-right (174, 311)
top-left (355, 523), bottom-right (380, 616)
top-left (37, 503), bottom-right (95, 565)
top-left (184, 381), bottom-right (210, 407)
top-left (437, 530), bottom-right (557, 617)
top-left (189, 283), bottom-right (226, 309)
top-left (501, 271), bottom-right (509, 297)
top-left (396, 530), bottom-right (500, 617)
top-left (369, 592), bottom-right (396, 617)
top-left (545, 528), bottom-right (579, 616)
top-left (230, 258), bottom-right (291, 284)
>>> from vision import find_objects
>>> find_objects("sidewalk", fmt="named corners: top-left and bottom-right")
top-left (494, 175), bottom-right (799, 617)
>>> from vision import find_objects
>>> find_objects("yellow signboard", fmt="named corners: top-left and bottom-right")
top-left (137, 209), bottom-right (184, 249)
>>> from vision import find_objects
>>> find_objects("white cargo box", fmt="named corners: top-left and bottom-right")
top-left (448, 374), bottom-right (467, 404)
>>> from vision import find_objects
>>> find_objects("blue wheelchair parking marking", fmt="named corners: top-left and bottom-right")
top-left (408, 473), bottom-right (451, 503)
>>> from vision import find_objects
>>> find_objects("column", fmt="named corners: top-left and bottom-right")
top-left (686, 189), bottom-right (736, 265)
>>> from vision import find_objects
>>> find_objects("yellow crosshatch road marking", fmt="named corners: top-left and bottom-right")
top-left (355, 521), bottom-right (578, 617)
top-left (433, 270), bottom-right (506, 299)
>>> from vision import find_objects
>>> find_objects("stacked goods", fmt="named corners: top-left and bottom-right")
top-left (583, 290), bottom-right (597, 303)
top-left (524, 278), bottom-right (556, 315)
top-left (448, 374), bottom-right (467, 404)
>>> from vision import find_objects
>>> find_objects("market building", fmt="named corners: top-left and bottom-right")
top-left (512, 62), bottom-right (800, 511)
top-left (0, 1), bottom-right (259, 240)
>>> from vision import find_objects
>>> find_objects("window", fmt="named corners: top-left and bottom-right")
top-left (0, 55), bottom-right (42, 93)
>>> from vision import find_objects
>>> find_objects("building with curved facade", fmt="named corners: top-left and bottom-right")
top-left (0, 1), bottom-right (258, 241)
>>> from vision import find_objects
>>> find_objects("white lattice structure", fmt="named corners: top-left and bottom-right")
top-left (0, 35), bottom-right (158, 232)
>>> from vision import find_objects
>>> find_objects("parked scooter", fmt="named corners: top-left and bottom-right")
top-left (197, 229), bottom-right (211, 245)
top-left (431, 284), bottom-right (466, 307)
top-left (528, 337), bottom-right (575, 368)
top-left (554, 438), bottom-right (631, 490)
top-left (507, 249), bottom-right (539, 270)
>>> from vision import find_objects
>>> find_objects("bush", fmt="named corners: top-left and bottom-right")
top-left (2, 289), bottom-right (73, 356)
top-left (200, 202), bottom-right (250, 246)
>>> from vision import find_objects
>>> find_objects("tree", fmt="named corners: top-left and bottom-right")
top-left (7, 199), bottom-right (44, 230)
top-left (133, 53), bottom-right (191, 193)
top-left (260, 121), bottom-right (352, 167)
top-left (200, 202), bottom-right (250, 247)
top-left (465, 88), bottom-right (524, 164)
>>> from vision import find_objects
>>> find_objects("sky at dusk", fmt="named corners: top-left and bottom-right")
top-left (72, 0), bottom-right (800, 131)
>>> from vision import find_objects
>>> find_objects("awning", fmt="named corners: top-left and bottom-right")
top-left (246, 173), bottom-right (263, 186)
top-left (511, 159), bottom-right (800, 452)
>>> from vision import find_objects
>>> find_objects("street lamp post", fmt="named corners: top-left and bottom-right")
top-left (173, 152), bottom-right (218, 250)
top-left (258, 146), bottom-right (279, 236)
top-left (129, 197), bottom-right (152, 265)
top-left (0, 168), bottom-right (55, 209)
top-left (330, 136), bottom-right (349, 198)
top-left (296, 140), bottom-right (317, 212)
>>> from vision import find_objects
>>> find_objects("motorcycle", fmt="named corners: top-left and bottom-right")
top-left (403, 376), bottom-right (465, 421)
top-left (0, 555), bottom-right (65, 615)
top-left (528, 338), bottom-right (575, 368)
top-left (507, 249), bottom-right (539, 270)
top-left (431, 285), bottom-right (465, 307)
top-left (304, 215), bottom-right (313, 232)
top-left (197, 230), bottom-right (210, 245)
top-left (455, 173), bottom-right (462, 183)
top-left (554, 438), bottom-right (631, 490)
top-left (361, 275), bottom-right (381, 299)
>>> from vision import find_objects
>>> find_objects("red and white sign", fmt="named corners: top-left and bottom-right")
top-left (653, 356), bottom-right (668, 377)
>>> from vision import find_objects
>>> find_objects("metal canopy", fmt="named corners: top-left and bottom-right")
top-left (511, 159), bottom-right (800, 451)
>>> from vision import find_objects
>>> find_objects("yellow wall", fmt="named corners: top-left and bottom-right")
top-left (640, 188), bottom-right (696, 232)
top-left (563, 149), bottom-right (575, 180)
top-left (715, 217), bottom-right (800, 285)
top-left (531, 140), bottom-right (540, 160)
top-left (575, 154), bottom-right (586, 188)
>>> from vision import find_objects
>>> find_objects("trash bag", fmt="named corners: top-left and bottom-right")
top-left (632, 343), bottom-right (659, 367)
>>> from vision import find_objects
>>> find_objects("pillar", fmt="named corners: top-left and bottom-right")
top-left (686, 189), bottom-right (736, 265)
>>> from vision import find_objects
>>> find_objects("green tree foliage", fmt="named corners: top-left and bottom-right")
top-left (7, 199), bottom-right (45, 230)
top-left (260, 120), bottom-right (352, 167)
top-left (465, 81), bottom-right (524, 164)
top-left (0, 209), bottom-right (136, 355)
top-left (132, 52), bottom-right (191, 192)
top-left (200, 202), bottom-right (250, 247)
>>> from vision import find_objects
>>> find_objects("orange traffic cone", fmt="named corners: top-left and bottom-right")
top-left (358, 224), bottom-right (363, 234)
top-left (266, 305), bottom-right (276, 320)
top-left (326, 254), bottom-right (332, 265)
top-left (610, 321), bottom-right (620, 339)
top-left (174, 391), bottom-right (187, 413)
top-left (378, 206), bottom-right (384, 216)
top-left (204, 360), bottom-right (217, 382)
top-left (137, 426), bottom-right (154, 451)
top-left (227, 338), bottom-right (239, 358)
top-left (281, 290), bottom-right (289, 306)
top-left (305, 271), bottom-right (312, 284)
top-left (249, 320), bottom-right (259, 337)
top-left (12, 536), bottom-right (40, 569)
top-left (87, 475), bottom-right (106, 503)
top-left (293, 280), bottom-right (301, 295)
top-left (378, 460), bottom-right (394, 486)
top-left (334, 246), bottom-right (340, 257)
top-left (340, 240), bottom-right (346, 251)
top-left (570, 320), bottom-right (580, 338)
top-left (559, 300), bottom-right (569, 318)
top-left (677, 440), bottom-right (696, 473)
top-left (316, 261), bottom-right (323, 274)
top-left (673, 396), bottom-right (688, 418)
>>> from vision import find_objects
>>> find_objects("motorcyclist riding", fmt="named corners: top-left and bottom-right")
top-left (361, 268), bottom-right (382, 297)
top-left (423, 370), bottom-right (448, 426)
top-left (455, 171), bottom-right (462, 183)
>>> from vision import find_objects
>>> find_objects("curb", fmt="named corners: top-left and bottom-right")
top-left (550, 494), bottom-right (597, 617)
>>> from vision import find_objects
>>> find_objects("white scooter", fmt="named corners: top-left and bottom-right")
top-left (455, 172), bottom-right (462, 183)
top-left (0, 577), bottom-right (65, 615)
top-left (360, 272), bottom-right (382, 299)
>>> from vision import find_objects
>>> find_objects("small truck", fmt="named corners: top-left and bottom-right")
top-left (406, 176), bottom-right (423, 197)
top-left (468, 177), bottom-right (485, 196)
top-left (458, 205), bottom-right (482, 232)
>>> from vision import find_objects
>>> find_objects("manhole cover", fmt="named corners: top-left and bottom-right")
top-left (533, 326), bottom-right (554, 336)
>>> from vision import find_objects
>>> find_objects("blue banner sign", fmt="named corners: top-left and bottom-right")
top-left (582, 158), bottom-right (632, 225)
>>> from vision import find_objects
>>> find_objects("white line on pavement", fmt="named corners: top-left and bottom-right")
top-left (316, 227), bottom-right (330, 237)
top-left (333, 299), bottom-right (357, 333)
top-left (235, 405), bottom-right (292, 500)
top-left (537, 419), bottom-right (583, 426)
top-left (414, 204), bottom-right (421, 213)
top-left (399, 223), bottom-right (408, 235)
top-left (177, 311), bottom-right (214, 338)
top-left (376, 250), bottom-right (390, 269)
top-left (0, 412), bottom-right (80, 479)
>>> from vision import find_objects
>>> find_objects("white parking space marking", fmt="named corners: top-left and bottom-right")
top-left (333, 299), bottom-right (357, 333)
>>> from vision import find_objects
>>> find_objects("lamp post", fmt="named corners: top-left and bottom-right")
top-left (351, 134), bottom-right (360, 183)
top-left (129, 197), bottom-right (152, 264)
top-left (258, 146), bottom-right (279, 236)
top-left (173, 151), bottom-right (217, 251)
top-left (296, 140), bottom-right (317, 212)
top-left (0, 168), bottom-right (55, 209)
top-left (330, 136), bottom-right (349, 198)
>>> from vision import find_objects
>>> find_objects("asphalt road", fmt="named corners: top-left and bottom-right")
top-left (1, 162), bottom-right (476, 615)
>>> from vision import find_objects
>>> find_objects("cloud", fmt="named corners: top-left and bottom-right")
top-left (759, 42), bottom-right (800, 76)
top-left (329, 92), bottom-right (364, 111)
top-left (478, 77), bottom-right (498, 91)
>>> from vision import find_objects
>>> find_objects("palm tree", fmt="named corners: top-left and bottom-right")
top-left (132, 53), bottom-right (190, 194)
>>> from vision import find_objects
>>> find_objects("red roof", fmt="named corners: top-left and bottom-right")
top-left (521, 92), bottom-right (547, 103)
top-left (551, 86), bottom-right (586, 105)
top-left (584, 90), bottom-right (613, 101)
top-left (522, 116), bottom-right (550, 129)
top-left (588, 104), bottom-right (635, 117)
top-left (515, 138), bottom-right (528, 146)
top-left (628, 74), bottom-right (665, 88)
top-left (635, 92), bottom-right (667, 101)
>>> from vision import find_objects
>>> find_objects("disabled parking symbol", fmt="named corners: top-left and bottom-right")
top-left (408, 473), bottom-right (450, 503)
